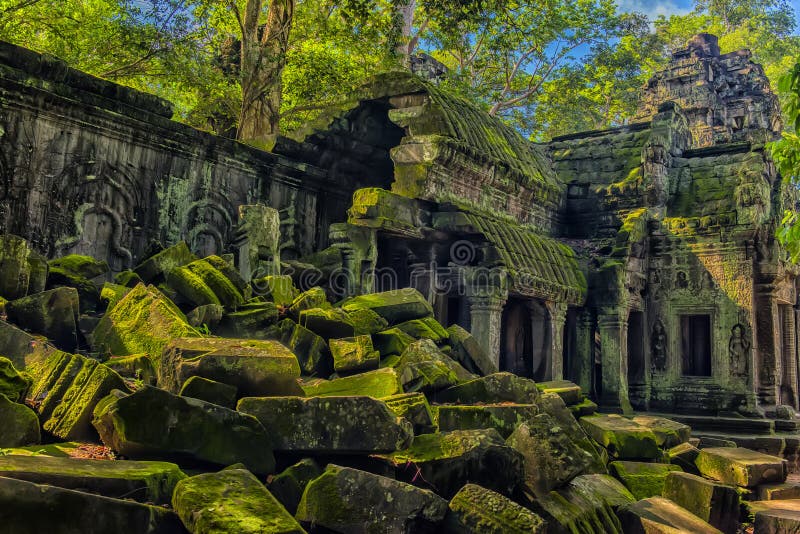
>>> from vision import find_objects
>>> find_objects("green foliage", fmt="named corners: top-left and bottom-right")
top-left (772, 62), bottom-right (800, 261)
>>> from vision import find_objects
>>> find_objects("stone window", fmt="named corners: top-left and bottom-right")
top-left (680, 314), bottom-right (712, 376)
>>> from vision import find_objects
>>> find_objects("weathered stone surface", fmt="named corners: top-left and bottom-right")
top-left (6, 287), bottom-right (80, 351)
top-left (169, 256), bottom-right (245, 309)
top-left (395, 338), bottom-right (474, 393)
top-left (299, 307), bottom-right (355, 340)
top-left (287, 287), bottom-right (330, 319)
top-left (300, 368), bottom-right (402, 398)
top-left (609, 461), bottom-right (682, 500)
top-left (91, 283), bottom-right (201, 362)
top-left (252, 275), bottom-right (298, 306)
top-left (444, 483), bottom-right (546, 533)
top-left (536, 380), bottom-right (582, 405)
top-left (0, 356), bottom-right (32, 402)
top-left (662, 471), bottom-right (739, 534)
top-left (535, 475), bottom-right (630, 534)
top-left (93, 386), bottom-right (274, 473)
top-left (665, 442), bottom-right (701, 474)
top-left (508, 413), bottom-right (603, 497)
top-left (435, 372), bottom-right (539, 404)
top-left (579, 414), bottom-right (660, 459)
top-left (100, 282), bottom-right (131, 312)
top-left (378, 429), bottom-right (524, 498)
top-left (267, 458), bottom-right (322, 516)
top-left (186, 303), bottom-right (224, 329)
top-left (0, 475), bottom-right (187, 534)
top-left (47, 254), bottom-right (108, 312)
top-left (217, 301), bottom-right (280, 338)
top-left (173, 468), bottom-right (304, 534)
top-left (696, 447), bottom-right (787, 488)
top-left (0, 394), bottom-right (40, 447)
top-left (372, 327), bottom-right (416, 356)
top-left (0, 235), bottom-right (48, 300)
top-left (330, 335), bottom-right (379, 373)
top-left (134, 241), bottom-right (196, 283)
top-left (0, 320), bottom-right (61, 371)
top-left (0, 455), bottom-right (185, 504)
top-left (159, 337), bottom-right (301, 396)
top-left (436, 404), bottom-right (538, 438)
top-left (749, 500), bottom-right (800, 534)
top-left (340, 289), bottom-right (434, 325)
top-left (286, 323), bottom-right (331, 376)
top-left (104, 354), bottom-right (157, 386)
top-left (179, 375), bottom-right (237, 409)
top-left (344, 307), bottom-right (388, 336)
top-left (295, 464), bottom-right (448, 533)
top-left (618, 497), bottom-right (723, 534)
top-left (632, 415), bottom-right (691, 448)
top-left (756, 482), bottom-right (800, 501)
top-left (394, 317), bottom-right (449, 343)
top-left (570, 397), bottom-right (599, 417)
top-left (384, 392), bottom-right (437, 434)
top-left (237, 395), bottom-right (413, 453)
top-left (29, 351), bottom-right (127, 441)
top-left (445, 324), bottom-right (498, 376)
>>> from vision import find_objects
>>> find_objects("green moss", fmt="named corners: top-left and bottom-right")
top-left (184, 258), bottom-right (244, 308)
top-left (167, 265), bottom-right (221, 307)
top-left (300, 368), bottom-right (402, 398)
top-left (609, 461), bottom-right (681, 500)
top-left (0, 393), bottom-right (40, 447)
top-left (447, 483), bottom-right (546, 533)
top-left (0, 357), bottom-right (32, 402)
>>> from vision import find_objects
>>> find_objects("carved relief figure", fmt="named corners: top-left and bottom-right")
top-left (729, 324), bottom-right (750, 378)
top-left (676, 271), bottom-right (689, 288)
top-left (651, 320), bottom-right (667, 372)
top-left (701, 271), bottom-right (715, 290)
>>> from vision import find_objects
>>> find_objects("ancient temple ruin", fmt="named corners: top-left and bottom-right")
top-left (0, 32), bottom-right (795, 422)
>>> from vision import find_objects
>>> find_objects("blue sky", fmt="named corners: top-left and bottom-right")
top-left (618, 0), bottom-right (800, 30)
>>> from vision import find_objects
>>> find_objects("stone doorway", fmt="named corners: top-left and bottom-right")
top-left (627, 311), bottom-right (646, 409)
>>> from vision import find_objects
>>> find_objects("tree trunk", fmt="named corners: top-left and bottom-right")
top-left (237, 0), bottom-right (295, 148)
top-left (391, 0), bottom-right (415, 67)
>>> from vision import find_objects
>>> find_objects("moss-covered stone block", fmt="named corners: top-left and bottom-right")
top-left (755, 482), bottom-right (800, 501)
top-left (0, 235), bottom-right (46, 300)
top-left (266, 458), bottom-right (322, 516)
top-left (295, 464), bottom-right (447, 533)
top-left (435, 372), bottom-right (539, 404)
top-left (237, 395), bottom-right (412, 454)
top-left (663, 471), bottom-right (740, 533)
top-left (0, 455), bottom-right (185, 504)
top-left (104, 354), bottom-right (156, 386)
top-left (372, 327), bottom-right (416, 356)
top-left (47, 255), bottom-right (108, 313)
top-left (0, 475), bottom-right (186, 534)
top-left (286, 323), bottom-right (331, 377)
top-left (570, 397), bottom-right (599, 417)
top-left (535, 380), bottom-right (583, 405)
top-left (6, 287), bottom-right (80, 351)
top-left (377, 429), bottom-right (524, 498)
top-left (173, 468), bottom-right (304, 534)
top-left (91, 283), bottom-right (201, 364)
top-left (446, 324), bottom-right (498, 376)
top-left (299, 368), bottom-right (401, 398)
top-left (579, 414), bottom-right (660, 460)
top-left (695, 447), bottom-right (787, 488)
top-left (179, 376), bottom-right (237, 409)
top-left (340, 288), bottom-right (434, 325)
top-left (665, 442), bottom-right (701, 474)
top-left (0, 356), bottom-right (32, 402)
top-left (632, 415), bottom-right (691, 448)
top-left (168, 257), bottom-right (245, 309)
top-left (394, 317), bottom-right (449, 343)
top-left (445, 483), bottom-right (546, 533)
top-left (436, 403), bottom-right (538, 438)
top-left (100, 282), bottom-right (131, 312)
top-left (609, 461), bottom-right (682, 500)
top-left (383, 392), bottom-right (437, 434)
top-left (299, 307), bottom-right (355, 340)
top-left (618, 497), bottom-right (723, 534)
top-left (508, 413), bottom-right (605, 498)
top-left (159, 337), bottom-right (301, 397)
top-left (252, 275), bottom-right (298, 306)
top-left (133, 241), bottom-right (196, 283)
top-left (217, 301), bottom-right (280, 338)
top-left (0, 393), bottom-right (40, 447)
top-left (394, 338), bottom-right (474, 393)
top-left (538, 393), bottom-right (608, 469)
top-left (93, 386), bottom-right (274, 474)
top-left (330, 335), bottom-right (379, 373)
top-left (749, 499), bottom-right (800, 533)
top-left (287, 287), bottom-right (330, 319)
top-left (345, 307), bottom-right (389, 335)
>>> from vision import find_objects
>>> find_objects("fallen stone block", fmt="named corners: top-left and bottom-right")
top-left (93, 386), bottom-right (274, 474)
top-left (663, 471), bottom-right (740, 534)
top-left (286, 323), bottom-right (330, 376)
top-left (0, 319), bottom-right (62, 370)
top-left (570, 397), bottom-right (599, 417)
top-left (749, 500), bottom-right (800, 534)
top-left (133, 241), bottom-right (196, 283)
top-left (104, 354), bottom-right (156, 386)
top-left (444, 483), bottom-right (546, 533)
top-left (267, 458), bottom-right (322, 516)
top-left (287, 287), bottom-right (330, 319)
top-left (372, 327), bottom-right (416, 357)
top-left (0, 356), bottom-right (32, 402)
top-left (340, 288), bottom-right (434, 325)
top-left (295, 464), bottom-right (448, 533)
top-left (537, 393), bottom-right (608, 469)
top-left (0, 394), bottom-right (40, 447)
top-left (179, 376), bottom-right (237, 409)
top-left (618, 497), bottom-right (723, 534)
top-left (445, 324), bottom-right (498, 376)
top-left (696, 447), bottom-right (787, 488)
top-left (330, 335), bottom-right (379, 373)
top-left (632, 415), bottom-right (691, 448)
top-left (579, 414), bottom-right (660, 460)
top-left (217, 301), bottom-right (280, 338)
top-left (0, 455), bottom-right (185, 504)
top-left (173, 468), bottom-right (304, 534)
top-left (535, 474), bottom-right (630, 533)
top-left (435, 372), bottom-right (539, 404)
top-left (159, 337), bottom-right (301, 396)
top-left (47, 254), bottom-right (108, 313)
top-left (237, 395), bottom-right (412, 453)
top-left (756, 481), bottom-right (800, 501)
top-left (436, 403), bottom-right (538, 438)
top-left (6, 287), bottom-right (80, 351)
top-left (100, 282), bottom-right (131, 312)
top-left (185, 303), bottom-right (224, 329)
top-left (536, 380), bottom-right (582, 405)
top-left (346, 307), bottom-right (389, 335)
top-left (665, 442), bottom-right (701, 474)
top-left (167, 256), bottom-right (245, 308)
top-left (299, 307), bottom-right (355, 339)
top-left (508, 413), bottom-right (604, 497)
top-left (383, 392), bottom-right (437, 434)
top-left (29, 351), bottom-right (127, 441)
top-left (91, 283), bottom-right (201, 363)
top-left (0, 475), bottom-right (187, 534)
top-left (394, 317), bottom-right (449, 343)
top-left (299, 368), bottom-right (402, 398)
top-left (394, 338), bottom-right (474, 393)
top-left (609, 461), bottom-right (682, 500)
top-left (697, 436), bottom-right (737, 448)
top-left (377, 429), bottom-right (524, 498)
top-left (0, 235), bottom-right (48, 300)
top-left (252, 274), bottom-right (298, 306)
top-left (569, 474), bottom-right (636, 509)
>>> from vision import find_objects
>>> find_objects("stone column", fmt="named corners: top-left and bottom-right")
top-left (573, 310), bottom-right (594, 392)
top-left (782, 305), bottom-right (798, 409)
top-left (547, 302), bottom-right (568, 381)
top-left (466, 268), bottom-right (508, 370)
top-left (755, 287), bottom-right (780, 407)
top-left (597, 311), bottom-right (633, 414)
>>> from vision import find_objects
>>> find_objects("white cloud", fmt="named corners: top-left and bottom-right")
top-left (617, 0), bottom-right (693, 21)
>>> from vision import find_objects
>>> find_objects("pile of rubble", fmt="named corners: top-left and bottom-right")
top-left (0, 236), bottom-right (799, 533)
